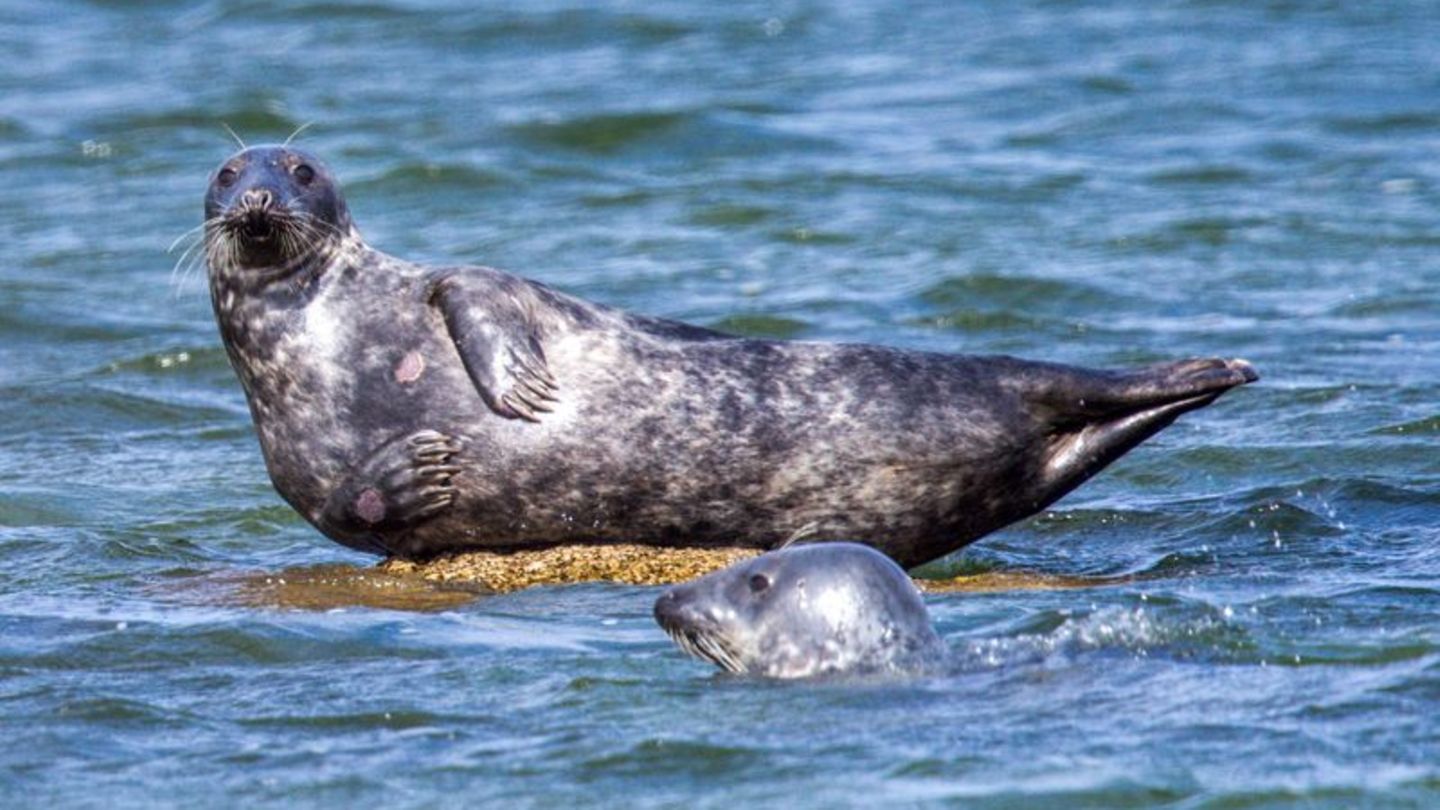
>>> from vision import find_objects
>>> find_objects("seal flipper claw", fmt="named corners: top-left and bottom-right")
top-left (429, 271), bottom-right (558, 423)
top-left (316, 429), bottom-right (461, 552)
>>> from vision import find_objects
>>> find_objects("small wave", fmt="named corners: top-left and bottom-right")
top-left (1078, 74), bottom-right (1135, 95)
top-left (97, 346), bottom-right (229, 377)
top-left (688, 204), bottom-right (775, 228)
top-left (0, 383), bottom-right (239, 436)
top-left (1146, 164), bottom-right (1253, 186)
top-left (1215, 478), bottom-right (1440, 534)
top-left (95, 103), bottom-right (300, 141)
top-left (916, 273), bottom-right (1119, 312)
top-left (238, 709), bottom-right (443, 731)
top-left (954, 604), bottom-right (1247, 669)
top-left (52, 696), bottom-right (185, 725)
top-left (346, 162), bottom-right (513, 194)
top-left (0, 491), bottom-right (90, 528)
top-left (1180, 497), bottom-right (1346, 544)
top-left (706, 314), bottom-right (811, 339)
top-left (509, 111), bottom-right (692, 155)
top-left (906, 308), bottom-right (1064, 335)
top-left (770, 226), bottom-right (856, 246)
top-left (260, 1), bottom-right (414, 22)
top-left (0, 308), bottom-right (155, 344)
top-left (0, 116), bottom-right (27, 139)
top-left (508, 109), bottom-right (830, 159)
top-left (1106, 215), bottom-right (1274, 253)
top-left (429, 9), bottom-right (696, 48)
top-left (1330, 294), bottom-right (1438, 319)
top-left (1323, 111), bottom-right (1440, 135)
top-left (1369, 415), bottom-right (1440, 436)
top-left (578, 738), bottom-right (765, 778)
top-left (579, 189), bottom-right (655, 208)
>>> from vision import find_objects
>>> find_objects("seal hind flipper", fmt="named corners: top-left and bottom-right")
top-left (428, 271), bottom-right (559, 422)
top-left (1030, 357), bottom-right (1258, 421)
top-left (1034, 357), bottom-right (1257, 495)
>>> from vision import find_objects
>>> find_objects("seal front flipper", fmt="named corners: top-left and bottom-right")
top-left (428, 272), bottom-right (559, 422)
top-left (316, 430), bottom-right (463, 551)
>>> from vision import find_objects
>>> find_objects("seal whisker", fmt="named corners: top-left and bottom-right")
top-left (171, 217), bottom-right (225, 281)
top-left (173, 249), bottom-right (208, 297)
top-left (220, 121), bottom-right (246, 150)
top-left (682, 632), bottom-right (709, 665)
top-left (779, 521), bottom-right (821, 549)
top-left (661, 625), bottom-right (711, 666)
top-left (283, 121), bottom-right (315, 147)
top-left (695, 633), bottom-right (744, 674)
top-left (167, 217), bottom-right (222, 254)
top-left (170, 236), bottom-right (206, 293)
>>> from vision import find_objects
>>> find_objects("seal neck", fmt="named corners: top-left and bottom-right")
top-left (207, 230), bottom-right (368, 396)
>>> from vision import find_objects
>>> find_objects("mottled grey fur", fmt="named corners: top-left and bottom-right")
top-left (204, 145), bottom-right (1258, 566)
top-left (654, 543), bottom-right (946, 678)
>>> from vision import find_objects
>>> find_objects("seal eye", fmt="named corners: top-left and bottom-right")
top-left (748, 573), bottom-right (771, 594)
top-left (293, 164), bottom-right (316, 186)
top-left (217, 168), bottom-right (238, 187)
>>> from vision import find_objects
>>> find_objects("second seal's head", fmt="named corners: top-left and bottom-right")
top-left (204, 146), bottom-right (354, 277)
top-left (654, 543), bottom-right (944, 679)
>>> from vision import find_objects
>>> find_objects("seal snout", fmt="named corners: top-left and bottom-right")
top-left (654, 584), bottom-right (745, 672)
top-left (652, 586), bottom-right (692, 633)
top-left (235, 188), bottom-right (280, 241)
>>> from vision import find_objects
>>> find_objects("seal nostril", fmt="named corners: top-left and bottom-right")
top-left (654, 588), bottom-right (691, 628)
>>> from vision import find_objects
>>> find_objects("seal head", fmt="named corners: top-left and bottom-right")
top-left (204, 145), bottom-right (353, 282)
top-left (654, 543), bottom-right (945, 679)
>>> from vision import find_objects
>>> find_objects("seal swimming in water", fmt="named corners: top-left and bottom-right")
top-left (654, 543), bottom-right (945, 678)
top-left (202, 144), bottom-right (1258, 566)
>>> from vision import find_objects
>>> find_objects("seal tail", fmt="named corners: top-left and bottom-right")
top-left (1033, 357), bottom-right (1258, 495)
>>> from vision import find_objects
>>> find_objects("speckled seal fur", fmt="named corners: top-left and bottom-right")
top-left (203, 145), bottom-right (1258, 566)
top-left (654, 543), bottom-right (946, 678)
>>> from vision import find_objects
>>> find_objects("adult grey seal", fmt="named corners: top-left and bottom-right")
top-left (654, 543), bottom-right (945, 678)
top-left (202, 144), bottom-right (1258, 565)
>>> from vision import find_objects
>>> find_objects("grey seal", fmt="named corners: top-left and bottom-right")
top-left (654, 542), bottom-right (945, 678)
top-left (202, 144), bottom-right (1258, 565)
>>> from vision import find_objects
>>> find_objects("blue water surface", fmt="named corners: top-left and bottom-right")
top-left (1, 1), bottom-right (1438, 807)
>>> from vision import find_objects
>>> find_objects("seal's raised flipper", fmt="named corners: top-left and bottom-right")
top-left (316, 430), bottom-right (462, 552)
top-left (428, 272), bottom-right (559, 422)
top-left (1031, 357), bottom-right (1257, 495)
